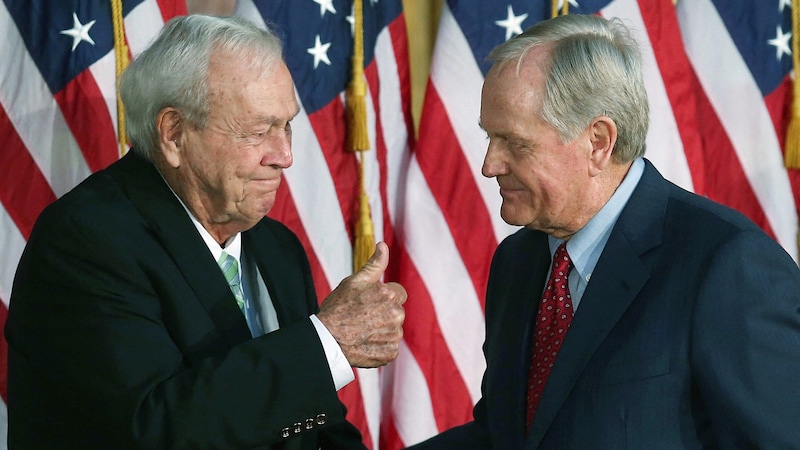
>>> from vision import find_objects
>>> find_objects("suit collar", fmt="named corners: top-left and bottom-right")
top-left (527, 159), bottom-right (669, 446)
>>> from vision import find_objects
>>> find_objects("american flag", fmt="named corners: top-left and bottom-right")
top-left (1, 0), bottom-right (797, 449)
top-left (383, 0), bottom-right (798, 448)
top-left (0, 0), bottom-right (186, 445)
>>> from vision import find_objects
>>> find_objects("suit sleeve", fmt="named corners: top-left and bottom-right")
top-left (692, 229), bottom-right (800, 447)
top-left (6, 203), bottom-right (363, 449)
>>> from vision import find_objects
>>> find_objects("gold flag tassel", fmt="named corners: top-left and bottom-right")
top-left (551, 0), bottom-right (568, 18)
top-left (111, 0), bottom-right (129, 156)
top-left (347, 0), bottom-right (375, 273)
top-left (784, 0), bottom-right (800, 168)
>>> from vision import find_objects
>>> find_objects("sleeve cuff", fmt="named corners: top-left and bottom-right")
top-left (309, 314), bottom-right (355, 391)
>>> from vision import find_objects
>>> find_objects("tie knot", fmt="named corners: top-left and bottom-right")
top-left (552, 242), bottom-right (573, 275)
top-left (217, 252), bottom-right (240, 287)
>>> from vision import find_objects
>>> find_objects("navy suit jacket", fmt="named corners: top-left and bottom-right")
top-left (6, 152), bottom-right (364, 449)
top-left (410, 160), bottom-right (800, 449)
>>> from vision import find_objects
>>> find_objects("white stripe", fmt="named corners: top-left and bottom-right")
top-left (678, 0), bottom-right (798, 261)
top-left (375, 25), bottom-right (412, 230)
top-left (0, 207), bottom-right (26, 306)
top-left (356, 367), bottom-right (381, 447)
top-left (0, 399), bottom-right (6, 450)
top-left (429, 4), bottom-right (519, 244)
top-left (0, 3), bottom-right (92, 197)
top-left (125, 1), bottom-right (167, 57)
top-left (602, 0), bottom-right (694, 191)
top-left (402, 157), bottom-right (486, 404)
top-left (384, 342), bottom-right (439, 446)
top-left (89, 50), bottom-right (121, 142)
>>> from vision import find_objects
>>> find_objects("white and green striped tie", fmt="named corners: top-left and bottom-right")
top-left (218, 252), bottom-right (245, 314)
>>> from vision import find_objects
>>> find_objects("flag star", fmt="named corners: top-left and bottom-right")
top-left (767, 25), bottom-right (792, 61)
top-left (60, 12), bottom-right (97, 52)
top-left (313, 0), bottom-right (337, 17)
top-left (779, 0), bottom-right (792, 13)
top-left (346, 6), bottom-right (355, 36)
top-left (307, 35), bottom-right (332, 69)
top-left (557, 0), bottom-right (580, 9)
top-left (495, 5), bottom-right (528, 41)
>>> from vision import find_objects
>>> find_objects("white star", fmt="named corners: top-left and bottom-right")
top-left (307, 35), bottom-right (332, 69)
top-left (557, 0), bottom-right (580, 9)
top-left (346, 6), bottom-right (355, 36)
top-left (495, 5), bottom-right (528, 41)
top-left (60, 12), bottom-right (96, 52)
top-left (779, 0), bottom-right (792, 13)
top-left (767, 25), bottom-right (793, 61)
top-left (313, 0), bottom-right (337, 17)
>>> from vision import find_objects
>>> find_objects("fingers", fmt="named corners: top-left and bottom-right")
top-left (351, 241), bottom-right (389, 284)
top-left (385, 281), bottom-right (407, 305)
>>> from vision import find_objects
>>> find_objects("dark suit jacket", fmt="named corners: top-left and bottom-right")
top-left (6, 152), bottom-right (365, 449)
top-left (409, 160), bottom-right (800, 449)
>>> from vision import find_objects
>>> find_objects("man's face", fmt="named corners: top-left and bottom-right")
top-left (480, 46), bottom-right (594, 238)
top-left (180, 52), bottom-right (299, 230)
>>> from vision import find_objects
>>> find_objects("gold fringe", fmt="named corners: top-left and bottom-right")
top-left (353, 157), bottom-right (375, 273)
top-left (347, 0), bottom-right (374, 272)
top-left (784, 0), bottom-right (800, 168)
top-left (111, 0), bottom-right (129, 156)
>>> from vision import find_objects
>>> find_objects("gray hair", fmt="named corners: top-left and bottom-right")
top-left (487, 14), bottom-right (649, 163)
top-left (120, 15), bottom-right (284, 161)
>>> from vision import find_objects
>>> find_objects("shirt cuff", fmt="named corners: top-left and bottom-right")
top-left (309, 314), bottom-right (355, 391)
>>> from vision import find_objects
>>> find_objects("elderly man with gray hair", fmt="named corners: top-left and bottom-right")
top-left (7, 15), bottom-right (406, 449)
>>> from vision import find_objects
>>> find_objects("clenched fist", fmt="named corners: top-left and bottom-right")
top-left (317, 242), bottom-right (407, 368)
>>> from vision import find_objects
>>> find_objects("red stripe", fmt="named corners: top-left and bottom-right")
top-left (0, 103), bottom-right (58, 239)
top-left (387, 14), bottom-right (416, 141)
top-left (692, 81), bottom-right (775, 237)
top-left (155, 0), bottom-right (187, 21)
top-left (54, 71), bottom-right (120, 172)
top-left (395, 244), bottom-right (475, 432)
top-left (379, 414), bottom-right (403, 450)
top-left (414, 83), bottom-right (497, 308)
top-left (637, 0), bottom-right (707, 191)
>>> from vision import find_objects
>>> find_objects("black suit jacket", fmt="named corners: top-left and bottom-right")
top-left (6, 152), bottom-right (365, 449)
top-left (409, 160), bottom-right (800, 449)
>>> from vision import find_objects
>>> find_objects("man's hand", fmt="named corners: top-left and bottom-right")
top-left (317, 242), bottom-right (407, 368)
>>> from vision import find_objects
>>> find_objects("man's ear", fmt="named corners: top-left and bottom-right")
top-left (156, 107), bottom-right (183, 169)
top-left (588, 116), bottom-right (617, 177)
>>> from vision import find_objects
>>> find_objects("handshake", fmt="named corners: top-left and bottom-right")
top-left (316, 242), bottom-right (407, 368)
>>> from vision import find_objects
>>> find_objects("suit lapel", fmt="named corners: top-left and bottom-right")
top-left (113, 153), bottom-right (252, 345)
top-left (242, 223), bottom-right (313, 328)
top-left (527, 161), bottom-right (669, 447)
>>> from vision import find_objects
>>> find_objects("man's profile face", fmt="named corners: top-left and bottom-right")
top-left (479, 46), bottom-right (595, 238)
top-left (181, 51), bottom-right (300, 230)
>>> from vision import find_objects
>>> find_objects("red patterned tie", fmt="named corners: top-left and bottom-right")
top-left (526, 242), bottom-right (574, 429)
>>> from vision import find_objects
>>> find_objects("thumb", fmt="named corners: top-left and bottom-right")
top-left (353, 241), bottom-right (389, 283)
